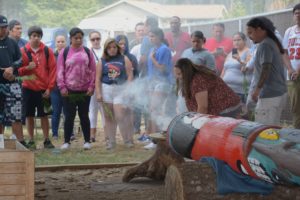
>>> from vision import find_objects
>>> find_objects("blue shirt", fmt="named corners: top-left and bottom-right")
top-left (147, 43), bottom-right (173, 83)
top-left (101, 55), bottom-right (127, 85)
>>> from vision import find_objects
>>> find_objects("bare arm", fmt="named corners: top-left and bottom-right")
top-left (124, 56), bottom-right (133, 82)
top-left (252, 63), bottom-right (272, 101)
top-left (283, 51), bottom-right (297, 77)
top-left (195, 91), bottom-right (208, 114)
top-left (150, 51), bottom-right (166, 71)
top-left (95, 61), bottom-right (103, 102)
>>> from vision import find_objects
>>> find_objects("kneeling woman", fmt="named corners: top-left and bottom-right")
top-left (174, 58), bottom-right (241, 118)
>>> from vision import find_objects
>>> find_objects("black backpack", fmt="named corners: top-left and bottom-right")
top-left (63, 46), bottom-right (91, 65)
top-left (24, 46), bottom-right (49, 64)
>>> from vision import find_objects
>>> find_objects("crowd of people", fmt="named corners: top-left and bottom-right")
top-left (0, 3), bottom-right (299, 151)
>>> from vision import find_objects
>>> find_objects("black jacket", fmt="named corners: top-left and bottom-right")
top-left (0, 36), bottom-right (22, 83)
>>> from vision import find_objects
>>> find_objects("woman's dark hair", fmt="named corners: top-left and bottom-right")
top-left (246, 17), bottom-right (284, 54)
top-left (149, 27), bottom-right (169, 46)
top-left (102, 38), bottom-right (121, 61)
top-left (28, 26), bottom-right (43, 37)
top-left (233, 32), bottom-right (247, 41)
top-left (115, 34), bottom-right (129, 54)
top-left (145, 16), bottom-right (158, 29)
top-left (175, 58), bottom-right (217, 100)
top-left (89, 30), bottom-right (101, 38)
top-left (115, 34), bottom-right (139, 77)
top-left (293, 3), bottom-right (300, 13)
top-left (191, 30), bottom-right (206, 43)
top-left (69, 27), bottom-right (84, 38)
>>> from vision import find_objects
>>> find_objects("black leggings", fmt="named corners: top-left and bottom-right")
top-left (62, 93), bottom-right (91, 143)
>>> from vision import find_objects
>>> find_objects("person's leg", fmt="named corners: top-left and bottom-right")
top-left (288, 80), bottom-right (300, 129)
top-left (4, 83), bottom-right (25, 142)
top-left (114, 104), bottom-right (133, 144)
top-left (255, 95), bottom-right (285, 126)
top-left (88, 92), bottom-right (98, 141)
top-left (133, 107), bottom-right (141, 134)
top-left (50, 87), bottom-right (63, 138)
top-left (78, 95), bottom-right (91, 143)
top-left (103, 103), bottom-right (117, 149)
top-left (62, 96), bottom-right (77, 144)
top-left (22, 88), bottom-right (37, 143)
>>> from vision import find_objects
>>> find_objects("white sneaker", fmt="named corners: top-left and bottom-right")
top-left (83, 142), bottom-right (91, 150)
top-left (10, 134), bottom-right (17, 140)
top-left (144, 142), bottom-right (157, 150)
top-left (60, 143), bottom-right (70, 150)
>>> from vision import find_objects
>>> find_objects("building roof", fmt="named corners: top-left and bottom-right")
top-left (87, 0), bottom-right (227, 20)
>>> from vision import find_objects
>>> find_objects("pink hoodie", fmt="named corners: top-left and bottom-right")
top-left (57, 46), bottom-right (96, 93)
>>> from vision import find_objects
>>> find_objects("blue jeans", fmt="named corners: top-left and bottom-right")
top-left (50, 87), bottom-right (64, 137)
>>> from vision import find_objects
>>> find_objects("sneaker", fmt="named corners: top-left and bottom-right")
top-left (70, 134), bottom-right (76, 141)
top-left (90, 138), bottom-right (96, 143)
top-left (137, 134), bottom-right (151, 142)
top-left (144, 142), bottom-right (157, 150)
top-left (44, 138), bottom-right (55, 149)
top-left (60, 143), bottom-right (70, 150)
top-left (10, 134), bottom-right (17, 140)
top-left (52, 135), bottom-right (58, 140)
top-left (125, 141), bottom-right (134, 148)
top-left (83, 142), bottom-right (91, 150)
top-left (106, 142), bottom-right (116, 150)
top-left (27, 140), bottom-right (36, 150)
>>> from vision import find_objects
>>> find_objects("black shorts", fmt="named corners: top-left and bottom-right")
top-left (22, 88), bottom-right (49, 117)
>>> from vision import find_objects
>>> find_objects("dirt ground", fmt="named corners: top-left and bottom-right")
top-left (35, 166), bottom-right (165, 200)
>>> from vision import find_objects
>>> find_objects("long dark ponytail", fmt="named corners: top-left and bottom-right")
top-left (247, 17), bottom-right (284, 54)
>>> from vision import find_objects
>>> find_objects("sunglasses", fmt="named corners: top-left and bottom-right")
top-left (91, 37), bottom-right (101, 42)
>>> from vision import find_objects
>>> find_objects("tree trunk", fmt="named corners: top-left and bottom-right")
top-left (122, 137), bottom-right (184, 182)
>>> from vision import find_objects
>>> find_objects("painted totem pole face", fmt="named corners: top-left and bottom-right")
top-left (247, 128), bottom-right (300, 185)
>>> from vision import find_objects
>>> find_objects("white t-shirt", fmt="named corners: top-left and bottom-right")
top-left (130, 44), bottom-right (141, 61)
top-left (91, 48), bottom-right (102, 64)
top-left (282, 25), bottom-right (300, 71)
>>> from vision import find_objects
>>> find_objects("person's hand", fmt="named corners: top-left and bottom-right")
top-left (42, 89), bottom-right (50, 98)
top-left (86, 88), bottom-right (94, 96)
top-left (1, 67), bottom-right (15, 81)
top-left (232, 53), bottom-right (240, 61)
top-left (60, 90), bottom-right (68, 97)
top-left (290, 71), bottom-right (299, 81)
top-left (151, 50), bottom-right (156, 60)
top-left (26, 61), bottom-right (36, 70)
top-left (241, 66), bottom-right (247, 73)
top-left (251, 88), bottom-right (260, 102)
top-left (96, 93), bottom-right (103, 102)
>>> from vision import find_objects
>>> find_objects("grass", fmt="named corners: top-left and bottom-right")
top-left (3, 119), bottom-right (153, 167)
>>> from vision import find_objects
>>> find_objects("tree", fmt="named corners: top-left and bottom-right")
top-left (21, 0), bottom-right (116, 29)
top-left (225, 0), bottom-right (247, 18)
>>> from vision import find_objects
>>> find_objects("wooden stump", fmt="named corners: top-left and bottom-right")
top-left (122, 135), bottom-right (184, 182)
top-left (165, 162), bottom-right (216, 200)
top-left (164, 162), bottom-right (300, 200)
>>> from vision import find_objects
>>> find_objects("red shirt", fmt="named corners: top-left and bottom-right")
top-left (165, 31), bottom-right (191, 63)
top-left (185, 73), bottom-right (240, 115)
top-left (19, 42), bottom-right (56, 91)
top-left (204, 37), bottom-right (233, 74)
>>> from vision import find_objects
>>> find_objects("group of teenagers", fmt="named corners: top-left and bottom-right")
top-left (0, 3), bottom-right (300, 151)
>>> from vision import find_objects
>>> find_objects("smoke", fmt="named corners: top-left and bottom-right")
top-left (116, 77), bottom-right (177, 131)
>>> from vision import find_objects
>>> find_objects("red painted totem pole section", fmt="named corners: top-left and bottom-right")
top-left (191, 117), bottom-right (254, 175)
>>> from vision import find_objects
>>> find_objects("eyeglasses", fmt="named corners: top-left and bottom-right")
top-left (90, 37), bottom-right (101, 42)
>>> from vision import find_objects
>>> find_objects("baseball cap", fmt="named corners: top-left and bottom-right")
top-left (0, 15), bottom-right (8, 27)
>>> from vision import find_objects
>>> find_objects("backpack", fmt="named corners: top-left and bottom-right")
top-left (24, 46), bottom-right (49, 64)
top-left (63, 46), bottom-right (91, 65)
